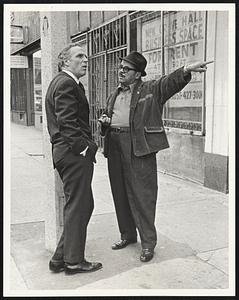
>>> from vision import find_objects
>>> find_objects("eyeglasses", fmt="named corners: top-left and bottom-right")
top-left (119, 64), bottom-right (137, 73)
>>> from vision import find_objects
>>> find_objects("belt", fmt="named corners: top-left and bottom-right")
top-left (110, 127), bottom-right (130, 133)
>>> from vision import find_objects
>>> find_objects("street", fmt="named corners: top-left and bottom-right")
top-left (10, 122), bottom-right (229, 291)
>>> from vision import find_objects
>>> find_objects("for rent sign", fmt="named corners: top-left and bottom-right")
top-left (165, 11), bottom-right (206, 108)
top-left (142, 18), bottom-right (162, 79)
top-left (141, 11), bottom-right (206, 130)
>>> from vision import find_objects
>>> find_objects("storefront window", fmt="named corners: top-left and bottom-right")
top-left (141, 12), bottom-right (162, 79)
top-left (33, 50), bottom-right (42, 112)
top-left (164, 11), bottom-right (206, 132)
top-left (139, 11), bottom-right (206, 133)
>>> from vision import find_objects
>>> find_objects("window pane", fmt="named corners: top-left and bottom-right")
top-left (163, 11), bottom-right (206, 131)
top-left (141, 13), bottom-right (162, 79)
top-left (79, 12), bottom-right (90, 32)
top-left (33, 52), bottom-right (42, 112)
top-left (90, 11), bottom-right (103, 28)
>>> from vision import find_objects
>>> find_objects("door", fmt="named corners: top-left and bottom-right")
top-left (10, 55), bottom-right (35, 126)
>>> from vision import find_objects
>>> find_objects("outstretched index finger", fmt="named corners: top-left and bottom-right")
top-left (204, 60), bottom-right (214, 65)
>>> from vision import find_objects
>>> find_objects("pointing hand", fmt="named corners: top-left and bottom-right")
top-left (184, 61), bottom-right (214, 73)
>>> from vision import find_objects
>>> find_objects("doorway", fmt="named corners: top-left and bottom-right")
top-left (33, 50), bottom-right (42, 130)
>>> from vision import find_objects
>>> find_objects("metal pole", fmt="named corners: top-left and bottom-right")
top-left (202, 11), bottom-right (208, 135)
top-left (104, 27), bottom-right (108, 96)
top-left (161, 10), bottom-right (167, 120)
top-left (126, 13), bottom-right (130, 54)
top-left (161, 11), bottom-right (165, 76)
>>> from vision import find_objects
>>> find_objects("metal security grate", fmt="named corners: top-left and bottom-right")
top-left (88, 14), bottom-right (128, 148)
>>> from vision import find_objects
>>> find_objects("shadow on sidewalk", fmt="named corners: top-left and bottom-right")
top-left (11, 212), bottom-right (195, 290)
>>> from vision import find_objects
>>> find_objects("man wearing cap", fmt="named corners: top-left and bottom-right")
top-left (99, 51), bottom-right (212, 262)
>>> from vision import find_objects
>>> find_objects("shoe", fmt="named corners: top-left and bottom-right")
top-left (64, 259), bottom-right (103, 275)
top-left (49, 259), bottom-right (65, 273)
top-left (112, 239), bottom-right (137, 250)
top-left (140, 248), bottom-right (154, 262)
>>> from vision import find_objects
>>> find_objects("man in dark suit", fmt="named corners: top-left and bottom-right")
top-left (45, 43), bottom-right (102, 275)
top-left (99, 51), bottom-right (213, 263)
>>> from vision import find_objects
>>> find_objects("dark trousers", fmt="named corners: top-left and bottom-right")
top-left (53, 148), bottom-right (94, 264)
top-left (107, 131), bottom-right (158, 249)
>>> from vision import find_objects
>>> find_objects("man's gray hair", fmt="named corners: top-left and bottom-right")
top-left (58, 42), bottom-right (83, 71)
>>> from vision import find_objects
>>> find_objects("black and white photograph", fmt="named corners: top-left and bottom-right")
top-left (3, 2), bottom-right (235, 297)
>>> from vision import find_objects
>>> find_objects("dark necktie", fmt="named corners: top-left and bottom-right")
top-left (78, 81), bottom-right (85, 94)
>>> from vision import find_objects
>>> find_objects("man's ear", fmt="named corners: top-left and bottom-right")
top-left (135, 72), bottom-right (141, 79)
top-left (64, 59), bottom-right (69, 67)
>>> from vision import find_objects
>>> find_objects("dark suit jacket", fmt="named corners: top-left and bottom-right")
top-left (101, 67), bottom-right (191, 158)
top-left (45, 71), bottom-right (97, 165)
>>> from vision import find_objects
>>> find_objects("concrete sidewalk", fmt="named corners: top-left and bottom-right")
top-left (9, 123), bottom-right (230, 294)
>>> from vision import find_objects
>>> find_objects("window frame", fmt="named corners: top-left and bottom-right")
top-left (132, 10), bottom-right (207, 136)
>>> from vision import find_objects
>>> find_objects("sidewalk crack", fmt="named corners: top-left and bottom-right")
top-left (197, 246), bottom-right (228, 254)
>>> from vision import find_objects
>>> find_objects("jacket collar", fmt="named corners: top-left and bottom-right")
top-left (117, 81), bottom-right (136, 93)
top-left (62, 69), bottom-right (80, 84)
